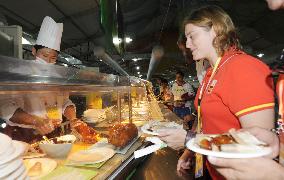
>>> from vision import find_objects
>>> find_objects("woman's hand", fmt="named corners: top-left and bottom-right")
top-left (177, 149), bottom-right (194, 177)
top-left (242, 127), bottom-right (279, 158)
top-left (184, 114), bottom-right (194, 124)
top-left (158, 128), bottom-right (187, 150)
top-left (207, 127), bottom-right (282, 179)
top-left (208, 156), bottom-right (284, 180)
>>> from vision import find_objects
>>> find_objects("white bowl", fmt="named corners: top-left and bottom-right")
top-left (39, 143), bottom-right (72, 158)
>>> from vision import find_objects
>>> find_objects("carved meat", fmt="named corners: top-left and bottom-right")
top-left (108, 123), bottom-right (138, 147)
top-left (74, 123), bottom-right (98, 144)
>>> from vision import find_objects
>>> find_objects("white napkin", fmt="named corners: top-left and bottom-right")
top-left (134, 137), bottom-right (167, 159)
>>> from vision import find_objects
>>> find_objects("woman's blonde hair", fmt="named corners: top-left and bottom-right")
top-left (183, 5), bottom-right (241, 56)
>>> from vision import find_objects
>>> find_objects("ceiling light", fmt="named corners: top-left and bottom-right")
top-left (22, 37), bottom-right (31, 45)
top-left (137, 72), bottom-right (140, 74)
top-left (99, 59), bottom-right (103, 62)
top-left (257, 53), bottom-right (264, 58)
top-left (113, 37), bottom-right (122, 45)
top-left (132, 58), bottom-right (142, 62)
top-left (136, 66), bottom-right (140, 70)
top-left (125, 37), bottom-right (132, 43)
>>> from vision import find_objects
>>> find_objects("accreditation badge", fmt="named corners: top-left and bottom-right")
top-left (195, 153), bottom-right (203, 178)
top-left (46, 106), bottom-right (61, 119)
top-left (207, 79), bottom-right (217, 94)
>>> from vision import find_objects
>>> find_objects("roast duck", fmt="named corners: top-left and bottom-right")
top-left (108, 123), bottom-right (138, 148)
top-left (73, 123), bottom-right (99, 144)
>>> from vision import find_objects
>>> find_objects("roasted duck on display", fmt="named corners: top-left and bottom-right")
top-left (108, 123), bottom-right (138, 148)
top-left (73, 123), bottom-right (100, 144)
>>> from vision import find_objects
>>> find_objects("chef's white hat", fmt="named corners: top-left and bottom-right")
top-left (36, 16), bottom-right (63, 51)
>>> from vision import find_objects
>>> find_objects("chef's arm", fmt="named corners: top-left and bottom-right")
top-left (10, 108), bottom-right (55, 135)
top-left (63, 105), bottom-right (76, 121)
top-left (9, 108), bottom-right (38, 126)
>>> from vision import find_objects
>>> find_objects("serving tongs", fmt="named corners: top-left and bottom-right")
top-left (42, 136), bottom-right (53, 144)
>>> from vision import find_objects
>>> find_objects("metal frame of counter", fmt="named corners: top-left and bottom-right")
top-left (94, 103), bottom-right (193, 180)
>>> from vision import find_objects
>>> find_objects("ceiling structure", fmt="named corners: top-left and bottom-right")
top-left (0, 0), bottom-right (283, 81)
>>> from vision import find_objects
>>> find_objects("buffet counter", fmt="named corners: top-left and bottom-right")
top-left (131, 103), bottom-right (193, 180)
top-left (91, 103), bottom-right (187, 179)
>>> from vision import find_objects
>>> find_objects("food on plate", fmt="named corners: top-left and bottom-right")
top-left (68, 151), bottom-right (105, 163)
top-left (108, 123), bottom-right (138, 147)
top-left (73, 123), bottom-right (100, 144)
top-left (28, 162), bottom-right (42, 177)
top-left (195, 129), bottom-right (268, 153)
top-left (142, 120), bottom-right (182, 135)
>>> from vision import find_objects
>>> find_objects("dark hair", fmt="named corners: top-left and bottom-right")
top-left (33, 44), bottom-right (59, 53)
top-left (33, 44), bottom-right (45, 52)
top-left (183, 5), bottom-right (241, 56)
top-left (176, 71), bottom-right (184, 77)
top-left (161, 78), bottom-right (168, 84)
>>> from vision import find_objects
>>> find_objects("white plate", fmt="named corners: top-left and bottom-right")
top-left (23, 152), bottom-right (46, 159)
top-left (3, 163), bottom-right (26, 180)
top-left (24, 158), bottom-right (57, 179)
top-left (0, 133), bottom-right (13, 155)
top-left (0, 140), bottom-right (26, 165)
top-left (67, 147), bottom-right (115, 165)
top-left (141, 121), bottom-right (182, 136)
top-left (141, 123), bottom-right (159, 135)
top-left (15, 169), bottom-right (28, 180)
top-left (186, 139), bottom-right (272, 158)
top-left (0, 158), bottom-right (23, 178)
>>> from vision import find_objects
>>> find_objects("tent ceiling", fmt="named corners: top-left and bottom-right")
top-left (0, 0), bottom-right (283, 80)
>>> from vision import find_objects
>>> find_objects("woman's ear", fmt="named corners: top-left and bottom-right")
top-left (209, 27), bottom-right (217, 38)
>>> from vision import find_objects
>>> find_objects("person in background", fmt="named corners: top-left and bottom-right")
top-left (159, 5), bottom-right (275, 179)
top-left (159, 79), bottom-right (172, 102)
top-left (196, 59), bottom-right (210, 84)
top-left (171, 71), bottom-right (195, 119)
top-left (0, 16), bottom-right (78, 143)
top-left (155, 77), bottom-right (163, 96)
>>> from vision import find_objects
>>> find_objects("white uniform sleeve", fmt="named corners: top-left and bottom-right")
top-left (0, 96), bottom-right (34, 128)
top-left (62, 92), bottom-right (76, 113)
top-left (0, 96), bottom-right (22, 122)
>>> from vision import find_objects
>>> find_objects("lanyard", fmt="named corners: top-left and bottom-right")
top-left (197, 53), bottom-right (242, 133)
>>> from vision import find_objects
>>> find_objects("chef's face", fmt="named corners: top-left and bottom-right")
top-left (185, 23), bottom-right (216, 61)
top-left (32, 47), bottom-right (58, 64)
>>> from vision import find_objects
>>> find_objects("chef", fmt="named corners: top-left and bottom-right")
top-left (0, 16), bottom-right (77, 143)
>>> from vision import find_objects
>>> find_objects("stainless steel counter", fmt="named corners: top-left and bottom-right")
top-left (131, 147), bottom-right (193, 180)
top-left (130, 103), bottom-right (194, 180)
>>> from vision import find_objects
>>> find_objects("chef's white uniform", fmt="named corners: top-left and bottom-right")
top-left (0, 93), bottom-right (74, 128)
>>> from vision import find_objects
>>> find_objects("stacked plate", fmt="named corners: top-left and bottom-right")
top-left (0, 133), bottom-right (28, 180)
top-left (83, 109), bottom-right (106, 123)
